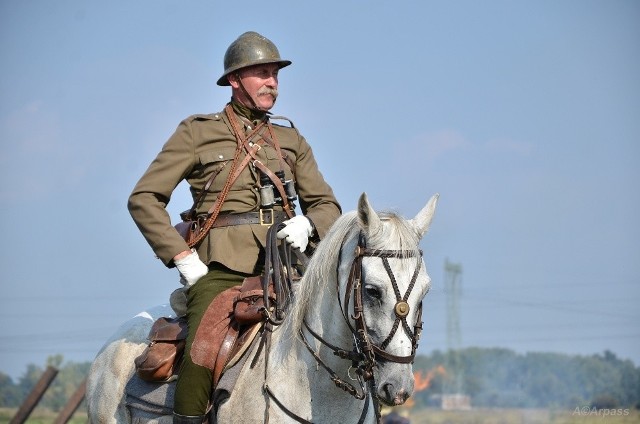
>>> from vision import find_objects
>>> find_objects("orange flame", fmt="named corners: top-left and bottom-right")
top-left (414, 365), bottom-right (446, 392)
top-left (395, 366), bottom-right (448, 409)
top-left (404, 365), bottom-right (447, 407)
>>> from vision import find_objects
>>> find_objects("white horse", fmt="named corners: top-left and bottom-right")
top-left (87, 192), bottom-right (438, 423)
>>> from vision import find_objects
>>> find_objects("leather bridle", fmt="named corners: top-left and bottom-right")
top-left (258, 227), bottom-right (426, 423)
top-left (336, 232), bottom-right (424, 378)
top-left (297, 230), bottom-right (425, 423)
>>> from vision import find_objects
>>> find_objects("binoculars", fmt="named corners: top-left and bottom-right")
top-left (259, 170), bottom-right (297, 208)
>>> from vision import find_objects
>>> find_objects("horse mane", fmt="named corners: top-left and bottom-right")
top-left (283, 208), bottom-right (422, 337)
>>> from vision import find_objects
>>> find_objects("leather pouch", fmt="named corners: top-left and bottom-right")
top-left (174, 210), bottom-right (202, 245)
top-left (134, 317), bottom-right (187, 382)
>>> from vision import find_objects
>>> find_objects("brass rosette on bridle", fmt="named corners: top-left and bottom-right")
top-left (394, 301), bottom-right (410, 317)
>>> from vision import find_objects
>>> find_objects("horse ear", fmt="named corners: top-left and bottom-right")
top-left (410, 193), bottom-right (439, 237)
top-left (357, 192), bottom-right (383, 236)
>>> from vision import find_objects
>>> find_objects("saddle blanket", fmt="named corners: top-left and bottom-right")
top-left (125, 374), bottom-right (174, 415)
top-left (125, 337), bottom-right (255, 417)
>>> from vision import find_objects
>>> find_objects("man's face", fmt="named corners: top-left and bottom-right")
top-left (230, 63), bottom-right (280, 111)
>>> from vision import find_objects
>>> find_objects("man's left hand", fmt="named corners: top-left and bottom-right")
top-left (277, 215), bottom-right (313, 252)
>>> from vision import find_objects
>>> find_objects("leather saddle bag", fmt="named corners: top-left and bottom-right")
top-left (233, 275), bottom-right (276, 325)
top-left (134, 316), bottom-right (187, 382)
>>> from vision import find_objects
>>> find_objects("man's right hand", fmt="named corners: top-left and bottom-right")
top-left (174, 249), bottom-right (208, 288)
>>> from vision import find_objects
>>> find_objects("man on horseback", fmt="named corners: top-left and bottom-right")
top-left (127, 31), bottom-right (341, 423)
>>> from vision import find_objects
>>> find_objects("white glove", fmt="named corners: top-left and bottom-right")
top-left (277, 216), bottom-right (313, 252)
top-left (175, 249), bottom-right (208, 288)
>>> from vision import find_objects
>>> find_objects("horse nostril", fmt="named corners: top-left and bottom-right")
top-left (383, 384), bottom-right (410, 406)
top-left (394, 389), bottom-right (409, 406)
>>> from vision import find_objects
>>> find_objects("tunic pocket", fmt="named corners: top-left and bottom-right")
top-left (195, 147), bottom-right (238, 193)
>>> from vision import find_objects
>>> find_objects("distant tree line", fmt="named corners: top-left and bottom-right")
top-left (414, 348), bottom-right (640, 409)
top-left (0, 349), bottom-right (638, 410)
top-left (0, 355), bottom-right (89, 409)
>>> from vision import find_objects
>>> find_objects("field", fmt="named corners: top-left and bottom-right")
top-left (403, 407), bottom-right (640, 424)
top-left (0, 407), bottom-right (87, 424)
top-left (1, 407), bottom-right (639, 423)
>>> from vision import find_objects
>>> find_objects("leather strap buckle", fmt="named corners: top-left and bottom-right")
top-left (259, 208), bottom-right (275, 226)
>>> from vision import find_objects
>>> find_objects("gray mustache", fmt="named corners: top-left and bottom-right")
top-left (258, 87), bottom-right (278, 97)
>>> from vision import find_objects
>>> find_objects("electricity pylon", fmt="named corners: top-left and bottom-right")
top-left (444, 258), bottom-right (463, 395)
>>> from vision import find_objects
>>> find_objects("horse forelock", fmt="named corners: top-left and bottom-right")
top-left (369, 212), bottom-right (421, 251)
top-left (365, 212), bottom-right (426, 285)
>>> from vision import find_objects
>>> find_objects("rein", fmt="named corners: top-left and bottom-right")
top-left (253, 225), bottom-right (319, 423)
top-left (261, 223), bottom-right (295, 326)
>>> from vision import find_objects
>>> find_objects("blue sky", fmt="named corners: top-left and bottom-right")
top-left (1, 1), bottom-right (638, 381)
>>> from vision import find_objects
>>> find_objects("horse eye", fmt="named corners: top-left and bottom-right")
top-left (364, 286), bottom-right (382, 300)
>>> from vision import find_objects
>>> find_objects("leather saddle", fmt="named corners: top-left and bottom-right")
top-left (134, 275), bottom-right (275, 386)
top-left (191, 275), bottom-right (276, 386)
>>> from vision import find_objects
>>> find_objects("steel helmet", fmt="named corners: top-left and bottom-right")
top-left (217, 31), bottom-right (292, 86)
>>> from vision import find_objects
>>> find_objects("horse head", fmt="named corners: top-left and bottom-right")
top-left (343, 192), bottom-right (439, 406)
top-left (284, 192), bottom-right (438, 419)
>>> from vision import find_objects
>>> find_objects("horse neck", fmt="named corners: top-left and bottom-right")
top-left (299, 239), bottom-right (359, 371)
top-left (305, 281), bottom-right (353, 352)
top-left (296, 275), bottom-right (373, 417)
top-left (277, 220), bottom-right (362, 373)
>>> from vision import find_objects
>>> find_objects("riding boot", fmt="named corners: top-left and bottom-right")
top-left (173, 412), bottom-right (206, 424)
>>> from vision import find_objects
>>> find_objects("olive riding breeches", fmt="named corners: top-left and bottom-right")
top-left (173, 263), bottom-right (251, 416)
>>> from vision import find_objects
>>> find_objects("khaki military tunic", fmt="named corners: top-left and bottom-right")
top-left (128, 106), bottom-right (341, 274)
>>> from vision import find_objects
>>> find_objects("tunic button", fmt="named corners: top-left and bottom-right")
top-left (218, 154), bottom-right (224, 159)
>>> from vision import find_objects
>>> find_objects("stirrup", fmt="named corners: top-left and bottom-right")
top-left (173, 412), bottom-right (206, 424)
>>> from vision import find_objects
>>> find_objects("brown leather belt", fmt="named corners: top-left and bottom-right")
top-left (210, 209), bottom-right (289, 228)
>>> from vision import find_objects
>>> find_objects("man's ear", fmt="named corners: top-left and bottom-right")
top-left (228, 73), bottom-right (240, 89)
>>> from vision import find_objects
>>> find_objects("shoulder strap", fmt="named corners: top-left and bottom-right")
top-left (259, 124), bottom-right (297, 182)
top-left (268, 115), bottom-right (296, 129)
top-left (233, 125), bottom-right (295, 219)
top-left (185, 105), bottom-right (263, 247)
top-left (185, 105), bottom-right (292, 247)
top-left (227, 106), bottom-right (295, 219)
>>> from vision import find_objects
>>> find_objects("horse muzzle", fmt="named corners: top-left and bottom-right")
top-left (376, 367), bottom-right (414, 406)
top-left (378, 381), bottom-right (411, 406)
